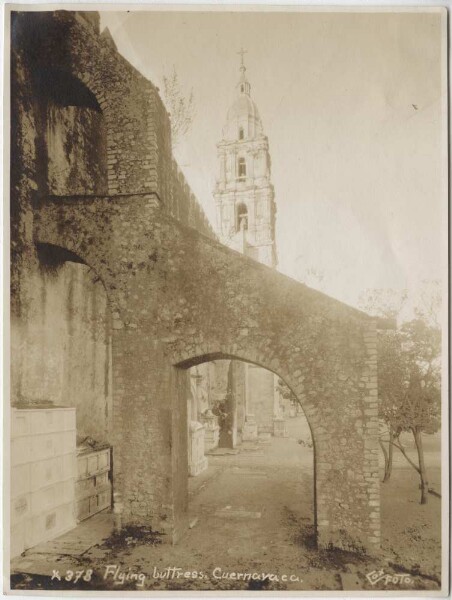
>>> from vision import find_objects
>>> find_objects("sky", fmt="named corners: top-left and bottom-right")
top-left (100, 9), bottom-right (446, 311)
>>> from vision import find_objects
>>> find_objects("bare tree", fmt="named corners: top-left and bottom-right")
top-left (162, 66), bottom-right (196, 148)
top-left (358, 287), bottom-right (408, 322)
top-left (415, 279), bottom-right (442, 328)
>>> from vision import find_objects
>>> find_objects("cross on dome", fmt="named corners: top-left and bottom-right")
top-left (237, 47), bottom-right (248, 70)
top-left (236, 47), bottom-right (251, 96)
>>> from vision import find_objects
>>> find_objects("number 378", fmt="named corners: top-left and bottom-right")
top-left (51, 569), bottom-right (93, 583)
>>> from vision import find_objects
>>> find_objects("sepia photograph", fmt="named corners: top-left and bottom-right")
top-left (3, 4), bottom-right (449, 595)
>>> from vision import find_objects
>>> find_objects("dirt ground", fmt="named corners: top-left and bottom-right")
top-left (380, 465), bottom-right (442, 585)
top-left (11, 417), bottom-right (443, 593)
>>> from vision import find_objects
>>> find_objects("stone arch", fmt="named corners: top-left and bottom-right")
top-left (36, 242), bottom-right (112, 306)
top-left (35, 241), bottom-right (116, 344)
top-left (175, 350), bottom-right (317, 442)
top-left (65, 67), bottom-right (114, 191)
top-left (236, 202), bottom-right (248, 231)
top-left (61, 30), bottom-right (170, 199)
top-left (34, 197), bottom-right (380, 552)
top-left (31, 65), bottom-right (108, 196)
top-left (15, 240), bottom-right (114, 441)
top-left (166, 333), bottom-right (326, 443)
top-left (33, 67), bottom-right (102, 112)
top-left (13, 10), bottom-right (173, 209)
top-left (34, 199), bottom-right (129, 326)
top-left (174, 350), bottom-right (317, 533)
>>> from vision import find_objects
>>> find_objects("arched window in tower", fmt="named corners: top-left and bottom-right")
top-left (238, 157), bottom-right (246, 179)
top-left (237, 203), bottom-right (248, 231)
top-left (239, 126), bottom-right (244, 140)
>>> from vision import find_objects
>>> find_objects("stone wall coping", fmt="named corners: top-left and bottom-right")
top-left (171, 159), bottom-right (217, 240)
top-left (37, 193), bottom-right (387, 328)
top-left (169, 214), bottom-right (383, 326)
top-left (43, 193), bottom-right (162, 204)
top-left (66, 10), bottom-right (159, 92)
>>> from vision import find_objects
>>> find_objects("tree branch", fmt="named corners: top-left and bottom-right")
top-left (389, 439), bottom-right (421, 474)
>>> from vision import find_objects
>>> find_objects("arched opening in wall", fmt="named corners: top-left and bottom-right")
top-left (33, 67), bottom-right (108, 196)
top-left (22, 243), bottom-right (114, 524)
top-left (236, 203), bottom-right (248, 231)
top-left (178, 354), bottom-right (316, 565)
top-left (34, 244), bottom-right (113, 439)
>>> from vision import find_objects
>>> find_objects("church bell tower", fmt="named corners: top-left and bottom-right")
top-left (214, 49), bottom-right (277, 268)
top-left (212, 51), bottom-right (283, 441)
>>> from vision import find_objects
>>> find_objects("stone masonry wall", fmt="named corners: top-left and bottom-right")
top-left (11, 11), bottom-right (215, 308)
top-left (46, 104), bottom-right (107, 196)
top-left (10, 10), bottom-right (215, 421)
top-left (11, 10), bottom-right (381, 553)
top-left (170, 160), bottom-right (217, 239)
top-left (36, 194), bottom-right (380, 552)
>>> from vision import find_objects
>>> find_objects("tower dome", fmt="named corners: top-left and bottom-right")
top-left (222, 52), bottom-right (263, 141)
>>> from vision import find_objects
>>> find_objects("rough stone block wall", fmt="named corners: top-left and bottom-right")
top-left (10, 9), bottom-right (215, 429)
top-left (36, 195), bottom-right (380, 552)
top-left (10, 11), bottom-right (117, 446)
top-left (10, 12), bottom-right (167, 200)
top-left (11, 11), bottom-right (211, 211)
top-left (46, 104), bottom-right (107, 196)
top-left (11, 9), bottom-right (381, 554)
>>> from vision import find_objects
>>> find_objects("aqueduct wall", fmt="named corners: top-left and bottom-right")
top-left (11, 10), bottom-right (381, 553)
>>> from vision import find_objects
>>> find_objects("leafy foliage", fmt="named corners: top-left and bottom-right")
top-left (378, 320), bottom-right (441, 437)
top-left (361, 283), bottom-right (442, 503)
